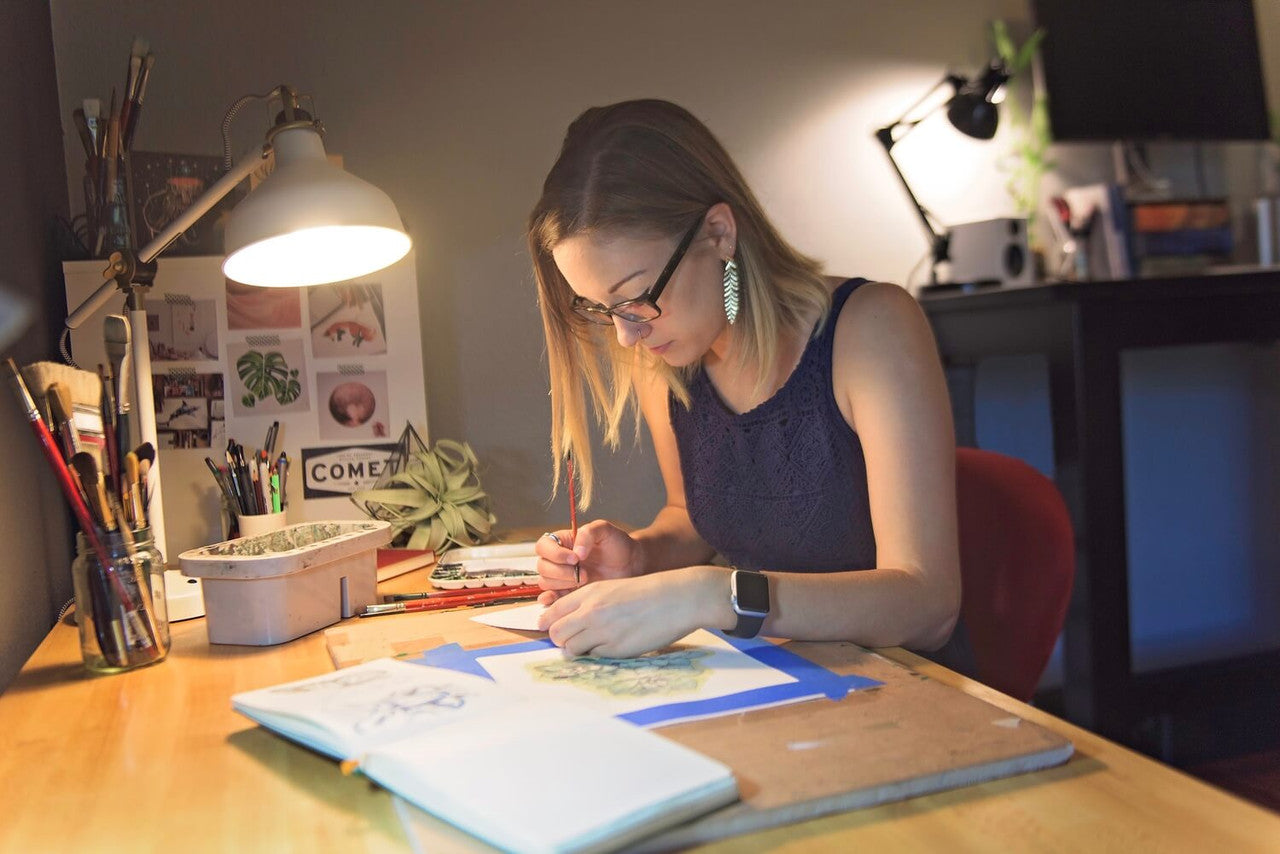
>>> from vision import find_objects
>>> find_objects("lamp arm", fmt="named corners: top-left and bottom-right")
top-left (138, 143), bottom-right (270, 264)
top-left (65, 144), bottom-right (270, 330)
top-left (874, 73), bottom-right (963, 285)
top-left (875, 128), bottom-right (943, 248)
top-left (878, 73), bottom-right (963, 139)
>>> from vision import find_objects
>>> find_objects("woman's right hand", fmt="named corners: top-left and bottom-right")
top-left (535, 519), bottom-right (643, 605)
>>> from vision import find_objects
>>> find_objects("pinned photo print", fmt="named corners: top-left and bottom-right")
top-left (147, 294), bottom-right (219, 361)
top-left (130, 151), bottom-right (236, 257)
top-left (316, 370), bottom-right (390, 440)
top-left (226, 278), bottom-right (302, 330)
top-left (228, 338), bottom-right (311, 416)
top-left (152, 371), bottom-right (223, 450)
top-left (308, 283), bottom-right (387, 357)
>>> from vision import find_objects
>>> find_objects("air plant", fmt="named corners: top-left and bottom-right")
top-left (350, 438), bottom-right (495, 551)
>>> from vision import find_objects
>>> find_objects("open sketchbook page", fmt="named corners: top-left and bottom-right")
top-left (230, 658), bottom-right (517, 759)
top-left (368, 700), bottom-right (737, 854)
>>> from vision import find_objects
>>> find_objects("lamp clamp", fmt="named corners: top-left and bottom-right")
top-left (266, 85), bottom-right (324, 144)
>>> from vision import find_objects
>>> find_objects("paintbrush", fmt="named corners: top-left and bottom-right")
top-left (71, 452), bottom-right (115, 532)
top-left (46, 381), bottom-right (80, 461)
top-left (104, 315), bottom-right (131, 459)
top-left (124, 48), bottom-right (155, 150)
top-left (5, 360), bottom-right (131, 664)
top-left (98, 365), bottom-right (120, 495)
top-left (118, 37), bottom-right (147, 147)
top-left (124, 451), bottom-right (142, 529)
top-left (134, 442), bottom-right (154, 514)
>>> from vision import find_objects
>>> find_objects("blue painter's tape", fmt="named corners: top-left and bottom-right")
top-left (715, 631), bottom-right (881, 699)
top-left (413, 643), bottom-right (498, 680)
top-left (409, 632), bottom-right (881, 726)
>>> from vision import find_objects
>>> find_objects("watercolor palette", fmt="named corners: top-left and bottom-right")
top-left (430, 542), bottom-right (539, 590)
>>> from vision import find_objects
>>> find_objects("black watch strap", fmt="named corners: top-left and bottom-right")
top-left (726, 611), bottom-right (765, 639)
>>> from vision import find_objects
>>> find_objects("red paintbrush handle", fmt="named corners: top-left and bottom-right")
top-left (430, 584), bottom-right (543, 600)
top-left (401, 588), bottom-right (540, 612)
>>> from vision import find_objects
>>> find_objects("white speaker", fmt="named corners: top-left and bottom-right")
top-left (945, 218), bottom-right (1033, 287)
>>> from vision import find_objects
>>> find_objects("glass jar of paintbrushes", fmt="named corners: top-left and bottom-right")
top-left (71, 527), bottom-right (170, 673)
top-left (2, 358), bottom-right (169, 674)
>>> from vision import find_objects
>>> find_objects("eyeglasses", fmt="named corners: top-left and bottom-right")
top-left (571, 214), bottom-right (705, 325)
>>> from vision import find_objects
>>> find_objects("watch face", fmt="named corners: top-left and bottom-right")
top-left (732, 570), bottom-right (770, 614)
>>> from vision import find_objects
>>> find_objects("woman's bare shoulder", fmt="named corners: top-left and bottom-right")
top-left (834, 280), bottom-right (934, 364)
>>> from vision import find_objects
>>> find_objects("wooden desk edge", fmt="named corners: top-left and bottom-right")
top-left (3, 565), bottom-right (1277, 852)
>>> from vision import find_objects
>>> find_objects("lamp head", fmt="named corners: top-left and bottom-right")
top-left (222, 87), bottom-right (411, 288)
top-left (946, 61), bottom-right (1010, 140)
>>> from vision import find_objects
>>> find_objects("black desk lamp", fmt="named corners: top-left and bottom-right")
top-left (875, 61), bottom-right (1010, 287)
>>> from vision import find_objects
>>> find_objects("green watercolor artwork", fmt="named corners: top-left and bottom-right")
top-left (527, 648), bottom-right (712, 698)
top-left (237, 348), bottom-right (302, 409)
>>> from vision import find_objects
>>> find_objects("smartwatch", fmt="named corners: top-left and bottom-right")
top-left (727, 569), bottom-right (770, 638)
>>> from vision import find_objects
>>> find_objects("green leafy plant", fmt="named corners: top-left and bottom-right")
top-left (236, 349), bottom-right (302, 408)
top-left (993, 20), bottom-right (1052, 239)
top-left (350, 438), bottom-right (495, 551)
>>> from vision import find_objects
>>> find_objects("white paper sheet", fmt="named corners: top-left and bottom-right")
top-left (469, 602), bottom-right (547, 631)
top-left (474, 629), bottom-right (802, 719)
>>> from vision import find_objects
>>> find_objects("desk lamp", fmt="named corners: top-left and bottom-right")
top-left (875, 61), bottom-right (1009, 287)
top-left (63, 84), bottom-right (412, 558)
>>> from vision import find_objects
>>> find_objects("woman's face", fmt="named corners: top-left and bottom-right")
top-left (551, 204), bottom-right (736, 368)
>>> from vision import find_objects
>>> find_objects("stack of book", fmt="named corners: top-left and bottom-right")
top-left (1128, 199), bottom-right (1233, 276)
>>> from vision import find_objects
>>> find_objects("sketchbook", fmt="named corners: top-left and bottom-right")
top-left (231, 658), bottom-right (738, 854)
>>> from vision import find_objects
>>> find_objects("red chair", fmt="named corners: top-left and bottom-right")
top-left (955, 447), bottom-right (1075, 702)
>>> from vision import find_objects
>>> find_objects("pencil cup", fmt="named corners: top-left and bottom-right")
top-left (71, 529), bottom-right (170, 674)
top-left (238, 510), bottom-right (288, 539)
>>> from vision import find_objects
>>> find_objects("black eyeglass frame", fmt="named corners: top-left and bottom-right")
top-left (570, 213), bottom-right (706, 325)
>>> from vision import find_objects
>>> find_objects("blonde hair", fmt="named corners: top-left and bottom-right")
top-left (528, 99), bottom-right (829, 507)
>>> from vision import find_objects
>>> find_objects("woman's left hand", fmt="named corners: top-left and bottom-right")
top-left (536, 567), bottom-right (723, 659)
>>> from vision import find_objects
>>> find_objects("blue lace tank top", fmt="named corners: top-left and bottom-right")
top-left (669, 278), bottom-right (874, 573)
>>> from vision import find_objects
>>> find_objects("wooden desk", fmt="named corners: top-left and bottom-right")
top-left (920, 270), bottom-right (1280, 742)
top-left (2, 566), bottom-right (1275, 852)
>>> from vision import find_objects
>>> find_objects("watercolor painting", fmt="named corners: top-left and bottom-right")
top-left (227, 338), bottom-right (311, 416)
top-left (527, 649), bottom-right (712, 698)
top-left (308, 283), bottom-right (387, 357)
top-left (475, 630), bottom-right (802, 719)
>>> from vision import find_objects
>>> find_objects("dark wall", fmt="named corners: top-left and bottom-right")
top-left (0, 0), bottom-right (74, 688)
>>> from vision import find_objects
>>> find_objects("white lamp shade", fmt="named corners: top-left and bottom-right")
top-left (222, 126), bottom-right (411, 287)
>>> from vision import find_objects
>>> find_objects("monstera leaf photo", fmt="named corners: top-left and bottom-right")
top-left (237, 349), bottom-right (302, 408)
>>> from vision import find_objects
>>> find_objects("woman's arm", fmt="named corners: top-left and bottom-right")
top-left (746, 281), bottom-right (960, 649)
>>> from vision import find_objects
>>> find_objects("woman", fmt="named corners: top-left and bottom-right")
top-left (528, 99), bottom-right (964, 665)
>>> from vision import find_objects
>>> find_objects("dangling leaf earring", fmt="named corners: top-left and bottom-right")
top-left (722, 256), bottom-right (740, 325)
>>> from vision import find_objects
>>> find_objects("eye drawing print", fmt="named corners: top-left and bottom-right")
top-left (527, 648), bottom-right (712, 698)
